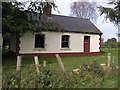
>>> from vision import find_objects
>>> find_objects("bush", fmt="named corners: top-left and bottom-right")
top-left (2, 62), bottom-right (118, 88)
top-left (2, 71), bottom-right (21, 88)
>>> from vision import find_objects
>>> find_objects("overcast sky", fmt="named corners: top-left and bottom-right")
top-left (52, 0), bottom-right (118, 42)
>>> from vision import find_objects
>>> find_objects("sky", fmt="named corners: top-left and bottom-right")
top-left (51, 0), bottom-right (118, 42)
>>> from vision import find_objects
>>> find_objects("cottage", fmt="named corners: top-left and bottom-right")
top-left (12, 4), bottom-right (102, 58)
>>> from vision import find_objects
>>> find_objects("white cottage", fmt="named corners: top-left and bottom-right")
top-left (16, 16), bottom-right (102, 57)
top-left (14, 4), bottom-right (102, 57)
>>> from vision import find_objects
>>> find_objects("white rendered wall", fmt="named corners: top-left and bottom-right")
top-left (19, 31), bottom-right (34, 53)
top-left (19, 31), bottom-right (100, 54)
top-left (90, 34), bottom-right (100, 52)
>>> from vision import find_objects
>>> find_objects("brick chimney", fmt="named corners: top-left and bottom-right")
top-left (43, 3), bottom-right (52, 17)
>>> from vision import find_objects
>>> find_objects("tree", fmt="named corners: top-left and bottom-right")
top-left (2, 2), bottom-right (35, 50)
top-left (27, 1), bottom-right (57, 14)
top-left (2, 1), bottom-right (57, 50)
top-left (70, 0), bottom-right (97, 21)
top-left (103, 38), bottom-right (118, 48)
top-left (2, 2), bottom-right (35, 38)
top-left (2, 1), bottom-right (57, 38)
top-left (107, 38), bottom-right (117, 43)
top-left (27, 1), bottom-right (57, 32)
top-left (98, 0), bottom-right (120, 25)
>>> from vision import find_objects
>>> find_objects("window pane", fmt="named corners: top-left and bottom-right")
top-left (62, 35), bottom-right (65, 41)
top-left (66, 36), bottom-right (69, 41)
top-left (35, 34), bottom-right (44, 48)
top-left (61, 35), bottom-right (69, 48)
top-left (62, 35), bottom-right (69, 41)
top-left (62, 42), bottom-right (69, 48)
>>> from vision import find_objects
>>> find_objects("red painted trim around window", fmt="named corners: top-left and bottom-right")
top-left (18, 52), bottom-right (100, 57)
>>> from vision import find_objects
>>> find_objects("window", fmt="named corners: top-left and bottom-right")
top-left (35, 34), bottom-right (45, 48)
top-left (61, 35), bottom-right (69, 48)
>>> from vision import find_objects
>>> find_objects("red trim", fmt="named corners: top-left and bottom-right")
top-left (99, 34), bottom-right (102, 51)
top-left (18, 52), bottom-right (100, 57)
top-left (90, 52), bottom-right (100, 56)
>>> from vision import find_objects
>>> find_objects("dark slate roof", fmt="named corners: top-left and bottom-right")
top-left (31, 13), bottom-right (102, 34)
top-left (44, 14), bottom-right (102, 34)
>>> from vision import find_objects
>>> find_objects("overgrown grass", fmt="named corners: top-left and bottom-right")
top-left (2, 63), bottom-right (118, 88)
top-left (2, 48), bottom-right (119, 88)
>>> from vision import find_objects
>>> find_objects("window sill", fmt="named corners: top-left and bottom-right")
top-left (60, 48), bottom-right (71, 50)
top-left (33, 48), bottom-right (46, 51)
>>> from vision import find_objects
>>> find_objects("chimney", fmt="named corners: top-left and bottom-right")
top-left (43, 3), bottom-right (52, 17)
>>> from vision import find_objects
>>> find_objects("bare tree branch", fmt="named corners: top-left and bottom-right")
top-left (70, 0), bottom-right (97, 21)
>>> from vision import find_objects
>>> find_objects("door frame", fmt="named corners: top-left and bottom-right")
top-left (84, 36), bottom-right (90, 54)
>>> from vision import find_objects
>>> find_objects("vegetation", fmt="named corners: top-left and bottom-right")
top-left (2, 1), bottom-right (57, 49)
top-left (98, 0), bottom-right (120, 25)
top-left (2, 1), bottom-right (57, 38)
top-left (102, 38), bottom-right (118, 48)
top-left (2, 1), bottom-right (119, 88)
top-left (2, 48), bottom-right (118, 88)
top-left (70, 0), bottom-right (97, 21)
top-left (3, 48), bottom-right (118, 71)
top-left (2, 61), bottom-right (118, 88)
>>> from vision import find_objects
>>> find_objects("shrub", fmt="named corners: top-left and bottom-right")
top-left (2, 71), bottom-right (21, 88)
top-left (2, 62), bottom-right (118, 88)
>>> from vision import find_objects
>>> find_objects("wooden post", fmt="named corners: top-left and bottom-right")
top-left (112, 56), bottom-right (115, 65)
top-left (43, 60), bottom-right (47, 67)
top-left (55, 54), bottom-right (65, 72)
top-left (34, 56), bottom-right (40, 76)
top-left (16, 56), bottom-right (22, 71)
top-left (107, 53), bottom-right (111, 67)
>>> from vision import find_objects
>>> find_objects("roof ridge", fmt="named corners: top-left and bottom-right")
top-left (52, 14), bottom-right (89, 20)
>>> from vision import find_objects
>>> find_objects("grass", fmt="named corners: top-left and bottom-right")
top-left (2, 48), bottom-right (119, 88)
top-left (2, 48), bottom-right (118, 71)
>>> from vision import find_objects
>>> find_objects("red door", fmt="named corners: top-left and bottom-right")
top-left (84, 36), bottom-right (90, 54)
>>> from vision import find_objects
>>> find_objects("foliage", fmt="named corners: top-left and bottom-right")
top-left (2, 2), bottom-right (35, 38)
top-left (2, 61), bottom-right (118, 88)
top-left (102, 38), bottom-right (118, 48)
top-left (27, 1), bottom-right (57, 13)
top-left (2, 1), bottom-right (57, 50)
top-left (2, 48), bottom-right (118, 88)
top-left (2, 1), bottom-right (57, 39)
top-left (2, 71), bottom-right (21, 88)
top-left (98, 0), bottom-right (120, 25)
top-left (26, 1), bottom-right (59, 32)
top-left (70, 0), bottom-right (97, 21)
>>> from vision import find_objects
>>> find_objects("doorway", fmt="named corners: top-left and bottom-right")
top-left (84, 36), bottom-right (90, 54)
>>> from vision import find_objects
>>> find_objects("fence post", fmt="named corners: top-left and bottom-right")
top-left (43, 60), bottom-right (47, 67)
top-left (55, 54), bottom-right (65, 72)
top-left (16, 56), bottom-right (22, 71)
top-left (107, 53), bottom-right (111, 67)
top-left (112, 56), bottom-right (115, 65)
top-left (34, 56), bottom-right (40, 76)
